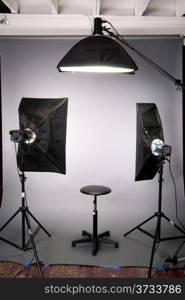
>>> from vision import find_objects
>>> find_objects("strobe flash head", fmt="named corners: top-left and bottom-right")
top-left (24, 128), bottom-right (36, 144)
top-left (151, 139), bottom-right (172, 157)
top-left (9, 128), bottom-right (36, 144)
top-left (151, 139), bottom-right (164, 156)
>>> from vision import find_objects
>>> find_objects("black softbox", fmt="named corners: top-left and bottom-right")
top-left (17, 97), bottom-right (68, 174)
top-left (0, 1), bottom-right (11, 13)
top-left (135, 103), bottom-right (164, 181)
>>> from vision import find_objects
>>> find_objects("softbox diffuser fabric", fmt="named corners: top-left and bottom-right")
top-left (17, 97), bottom-right (68, 174)
top-left (135, 103), bottom-right (164, 181)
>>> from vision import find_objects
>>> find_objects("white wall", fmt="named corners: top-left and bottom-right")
top-left (0, 37), bottom-right (184, 238)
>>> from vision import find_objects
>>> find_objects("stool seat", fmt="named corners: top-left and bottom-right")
top-left (80, 185), bottom-right (111, 196)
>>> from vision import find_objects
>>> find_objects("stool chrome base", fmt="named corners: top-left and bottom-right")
top-left (72, 230), bottom-right (119, 256)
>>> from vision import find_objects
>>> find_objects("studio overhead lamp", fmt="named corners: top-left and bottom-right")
top-left (57, 18), bottom-right (184, 90)
top-left (57, 18), bottom-right (138, 74)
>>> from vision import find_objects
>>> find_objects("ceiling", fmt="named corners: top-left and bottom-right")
top-left (0, 0), bottom-right (185, 36)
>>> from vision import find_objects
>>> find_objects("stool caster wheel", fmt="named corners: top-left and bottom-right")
top-left (72, 242), bottom-right (76, 247)
top-left (114, 242), bottom-right (119, 248)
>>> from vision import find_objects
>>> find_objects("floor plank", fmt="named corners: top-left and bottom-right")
top-left (0, 262), bottom-right (184, 278)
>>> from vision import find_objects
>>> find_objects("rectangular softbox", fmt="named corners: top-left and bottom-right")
top-left (135, 103), bottom-right (164, 181)
top-left (17, 97), bottom-right (68, 174)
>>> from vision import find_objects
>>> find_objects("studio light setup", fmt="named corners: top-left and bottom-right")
top-left (124, 103), bottom-right (185, 277)
top-left (57, 17), bottom-right (185, 277)
top-left (0, 8), bottom-right (185, 281)
top-left (0, 97), bottom-right (68, 277)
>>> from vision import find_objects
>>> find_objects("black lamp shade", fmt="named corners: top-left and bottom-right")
top-left (57, 35), bottom-right (138, 73)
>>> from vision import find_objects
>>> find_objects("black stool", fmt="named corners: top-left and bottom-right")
top-left (71, 185), bottom-right (119, 256)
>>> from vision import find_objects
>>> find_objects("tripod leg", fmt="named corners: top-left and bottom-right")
top-left (124, 214), bottom-right (156, 237)
top-left (165, 239), bottom-right (185, 265)
top-left (22, 210), bottom-right (26, 249)
top-left (27, 210), bottom-right (51, 238)
top-left (0, 209), bottom-right (20, 232)
top-left (24, 212), bottom-right (43, 278)
top-left (162, 214), bottom-right (185, 235)
top-left (173, 240), bottom-right (185, 258)
top-left (148, 224), bottom-right (159, 278)
top-left (24, 227), bottom-right (40, 250)
top-left (0, 236), bottom-right (21, 250)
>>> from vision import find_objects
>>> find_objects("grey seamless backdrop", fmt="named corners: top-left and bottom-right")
top-left (0, 37), bottom-right (184, 266)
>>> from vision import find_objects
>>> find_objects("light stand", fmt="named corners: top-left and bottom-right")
top-left (0, 170), bottom-right (51, 251)
top-left (0, 139), bottom-right (51, 278)
top-left (0, 98), bottom-right (68, 277)
top-left (124, 157), bottom-right (185, 278)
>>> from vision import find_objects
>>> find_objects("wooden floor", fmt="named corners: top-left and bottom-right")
top-left (0, 262), bottom-right (184, 278)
